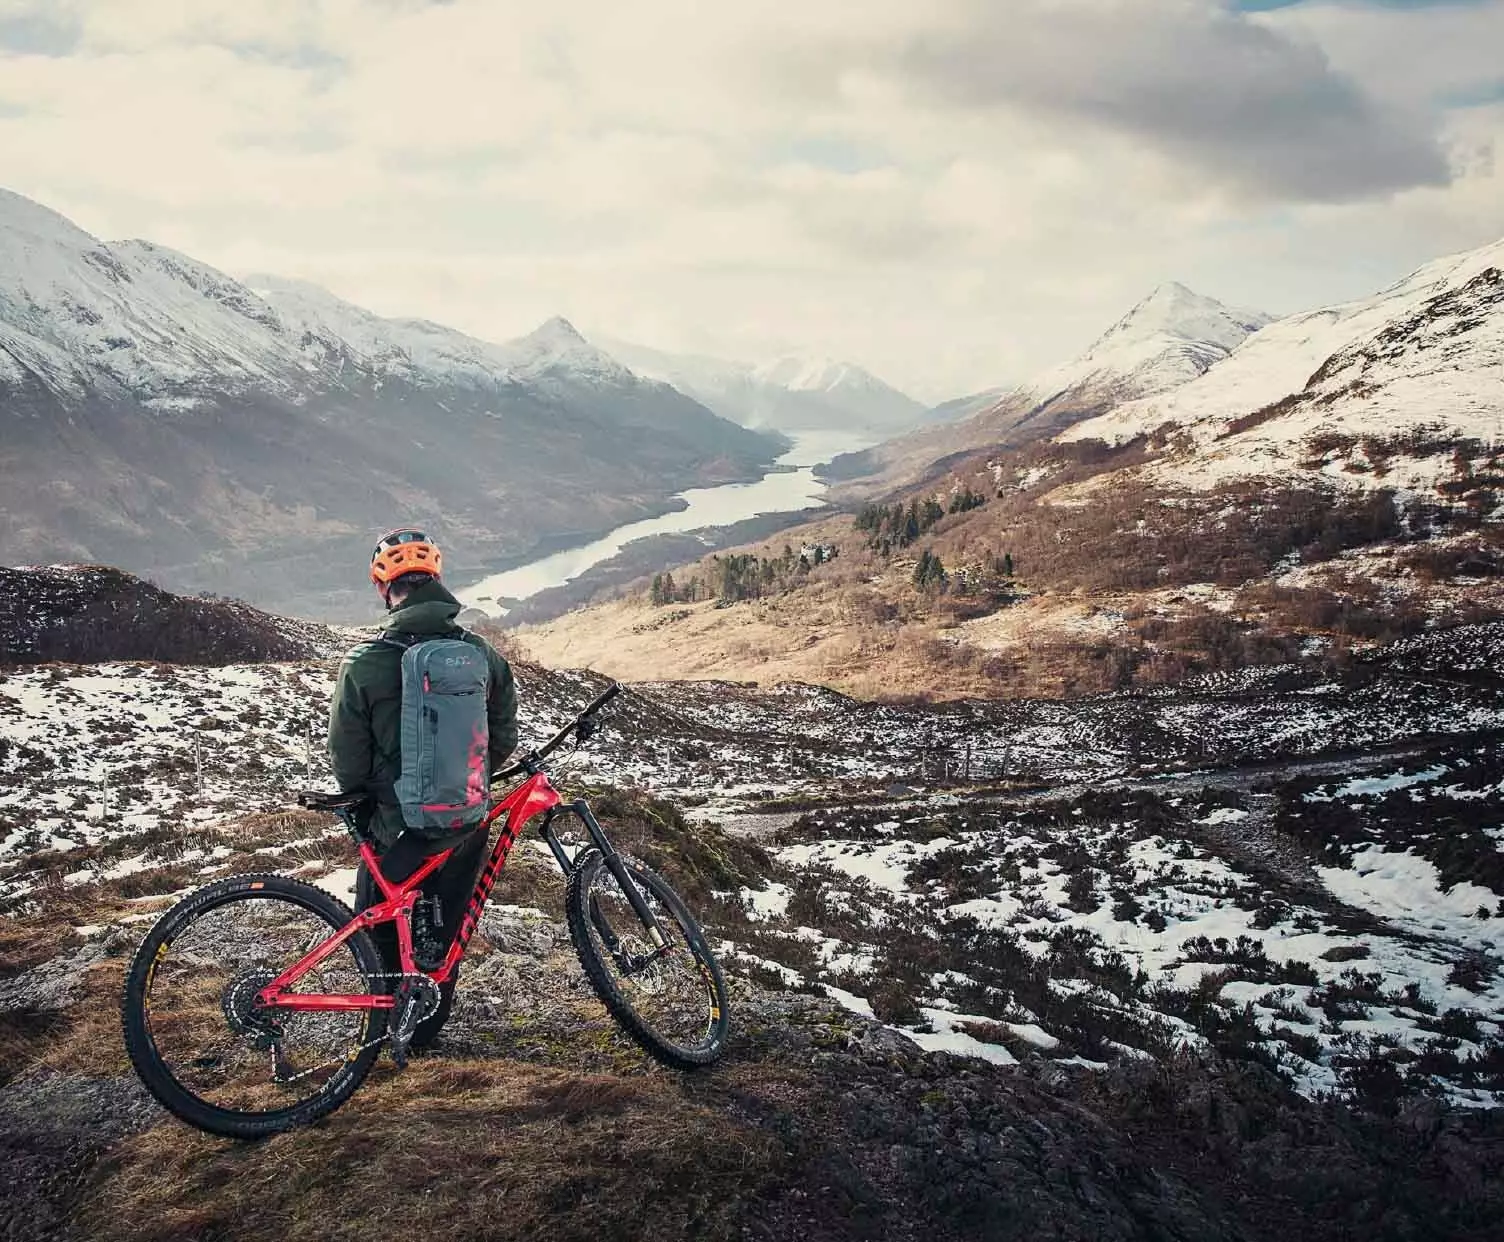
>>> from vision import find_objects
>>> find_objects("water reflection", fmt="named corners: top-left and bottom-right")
top-left (456, 430), bottom-right (871, 611)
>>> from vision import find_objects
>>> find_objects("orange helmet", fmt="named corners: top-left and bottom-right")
top-left (370, 527), bottom-right (443, 586)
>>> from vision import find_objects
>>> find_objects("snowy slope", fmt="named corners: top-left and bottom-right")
top-left (2, 620), bottom-right (1499, 1104)
top-left (601, 336), bottom-right (925, 435)
top-left (1024, 282), bottom-right (1270, 407)
top-left (1063, 238), bottom-right (1504, 489)
top-left (247, 277), bottom-right (638, 393)
top-left (0, 188), bottom-right (784, 616)
top-left (0, 186), bottom-right (730, 414)
top-left (0, 191), bottom-right (299, 408)
top-left (823, 284), bottom-right (1269, 490)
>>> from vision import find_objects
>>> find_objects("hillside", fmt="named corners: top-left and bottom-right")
top-left (0, 188), bottom-right (783, 619)
top-left (822, 283), bottom-right (1271, 495)
top-left (1, 622), bottom-right (1501, 1237)
top-left (0, 565), bottom-right (347, 667)
top-left (1063, 241), bottom-right (1504, 488)
top-left (517, 239), bottom-right (1502, 702)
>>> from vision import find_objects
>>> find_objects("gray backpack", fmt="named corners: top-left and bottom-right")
top-left (382, 633), bottom-right (492, 832)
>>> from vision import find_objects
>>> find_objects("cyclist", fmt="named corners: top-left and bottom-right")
top-left (329, 527), bottom-right (518, 1047)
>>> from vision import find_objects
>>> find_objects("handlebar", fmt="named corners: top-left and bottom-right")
top-left (493, 681), bottom-right (621, 783)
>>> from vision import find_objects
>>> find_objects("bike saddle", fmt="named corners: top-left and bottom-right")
top-left (298, 790), bottom-right (369, 812)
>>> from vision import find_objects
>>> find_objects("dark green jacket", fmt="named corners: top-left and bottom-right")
top-left (328, 580), bottom-right (518, 848)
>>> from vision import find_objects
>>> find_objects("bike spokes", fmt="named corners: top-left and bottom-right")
top-left (575, 858), bottom-right (724, 1059)
top-left (140, 894), bottom-right (376, 1115)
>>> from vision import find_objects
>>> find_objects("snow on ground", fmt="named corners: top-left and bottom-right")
top-left (2, 622), bottom-right (1501, 1110)
top-left (1318, 849), bottom-right (1503, 953)
top-left (727, 731), bottom-right (1503, 1107)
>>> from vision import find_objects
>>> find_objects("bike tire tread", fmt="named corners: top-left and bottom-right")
top-left (120, 872), bottom-right (388, 1140)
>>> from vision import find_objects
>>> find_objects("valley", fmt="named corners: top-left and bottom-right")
top-left (5, 5), bottom-right (1502, 1238)
top-left (515, 238), bottom-right (1504, 702)
top-left (0, 191), bottom-right (788, 620)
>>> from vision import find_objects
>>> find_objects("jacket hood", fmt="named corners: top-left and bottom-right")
top-left (384, 578), bottom-right (464, 635)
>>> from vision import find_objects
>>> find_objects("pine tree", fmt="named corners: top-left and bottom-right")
top-left (913, 550), bottom-right (933, 587)
top-left (903, 500), bottom-right (921, 545)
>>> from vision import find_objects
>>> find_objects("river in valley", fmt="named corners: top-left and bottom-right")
top-left (455, 429), bottom-right (872, 613)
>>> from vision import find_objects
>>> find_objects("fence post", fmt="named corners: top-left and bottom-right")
top-left (195, 736), bottom-right (203, 796)
top-left (305, 716), bottom-right (313, 782)
top-left (965, 739), bottom-right (972, 783)
top-left (101, 763), bottom-right (110, 823)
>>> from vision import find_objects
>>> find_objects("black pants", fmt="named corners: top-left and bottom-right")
top-left (354, 825), bottom-right (490, 1046)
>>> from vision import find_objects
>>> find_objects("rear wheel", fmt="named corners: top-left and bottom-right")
top-left (121, 874), bottom-right (388, 1139)
top-left (566, 849), bottom-right (729, 1067)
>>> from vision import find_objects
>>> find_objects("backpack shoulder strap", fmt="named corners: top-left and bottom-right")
top-left (378, 631), bottom-right (421, 651)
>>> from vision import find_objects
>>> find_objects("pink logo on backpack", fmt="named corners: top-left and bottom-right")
top-left (421, 722), bottom-right (491, 828)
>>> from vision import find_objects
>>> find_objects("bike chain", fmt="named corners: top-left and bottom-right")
top-left (263, 971), bottom-right (442, 1086)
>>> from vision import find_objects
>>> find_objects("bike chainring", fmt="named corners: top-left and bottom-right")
top-left (388, 975), bottom-right (443, 1068)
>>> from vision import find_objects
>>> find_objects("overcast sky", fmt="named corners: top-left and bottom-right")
top-left (1, 0), bottom-right (1500, 401)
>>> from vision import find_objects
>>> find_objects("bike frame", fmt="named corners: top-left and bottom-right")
top-left (258, 768), bottom-right (669, 1014)
top-left (257, 771), bottom-right (561, 1013)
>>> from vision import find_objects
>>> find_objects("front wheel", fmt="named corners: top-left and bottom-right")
top-left (566, 850), bottom-right (729, 1067)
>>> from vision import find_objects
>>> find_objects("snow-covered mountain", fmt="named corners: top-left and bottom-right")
top-left (1063, 238), bottom-right (1504, 493)
top-left (823, 284), bottom-right (1270, 491)
top-left (0, 188), bottom-right (782, 618)
top-left (600, 337), bottom-right (926, 435)
top-left (245, 275), bottom-right (639, 393)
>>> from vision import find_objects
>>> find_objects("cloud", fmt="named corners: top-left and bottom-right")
top-left (0, 7), bottom-right (81, 57)
top-left (1251, 0), bottom-right (1504, 108)
top-left (821, 0), bottom-right (1453, 203)
top-left (0, 0), bottom-right (1497, 400)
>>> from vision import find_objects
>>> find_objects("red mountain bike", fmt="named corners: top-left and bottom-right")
top-left (120, 684), bottom-right (730, 1139)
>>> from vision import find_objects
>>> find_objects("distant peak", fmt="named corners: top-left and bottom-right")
top-left (1130, 281), bottom-right (1221, 315)
top-left (528, 315), bottom-right (587, 344)
top-left (1145, 281), bottom-right (1197, 302)
top-left (1098, 282), bottom-right (1272, 349)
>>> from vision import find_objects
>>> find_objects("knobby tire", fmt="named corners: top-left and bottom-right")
top-left (120, 873), bottom-right (388, 1140)
top-left (565, 849), bottom-right (730, 1067)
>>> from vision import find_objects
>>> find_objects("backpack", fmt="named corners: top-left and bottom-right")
top-left (381, 633), bottom-right (492, 832)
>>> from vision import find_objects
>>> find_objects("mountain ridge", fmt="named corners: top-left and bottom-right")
top-left (1063, 235), bottom-right (1504, 487)
top-left (821, 282), bottom-right (1271, 493)
top-left (600, 335), bottom-right (927, 435)
top-left (0, 188), bottom-right (784, 619)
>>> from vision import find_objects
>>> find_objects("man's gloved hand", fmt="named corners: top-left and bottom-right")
top-left (575, 715), bottom-right (597, 742)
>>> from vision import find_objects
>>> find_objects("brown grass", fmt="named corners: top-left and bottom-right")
top-left (0, 957), bottom-right (132, 1085)
top-left (515, 438), bottom-right (1504, 701)
top-left (33, 962), bottom-right (133, 1078)
top-left (74, 1060), bottom-right (784, 1242)
top-left (0, 908), bottom-right (84, 977)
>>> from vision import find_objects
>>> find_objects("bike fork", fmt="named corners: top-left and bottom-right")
top-left (540, 802), bottom-right (670, 950)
